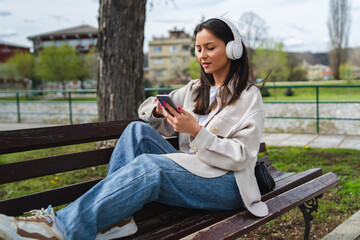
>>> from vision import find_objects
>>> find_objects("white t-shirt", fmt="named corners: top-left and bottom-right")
top-left (189, 86), bottom-right (220, 154)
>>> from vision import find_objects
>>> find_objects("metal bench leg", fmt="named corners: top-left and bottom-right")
top-left (299, 195), bottom-right (322, 240)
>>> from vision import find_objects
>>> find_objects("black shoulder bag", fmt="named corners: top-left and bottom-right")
top-left (255, 161), bottom-right (275, 195)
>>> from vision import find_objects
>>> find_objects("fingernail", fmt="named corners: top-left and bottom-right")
top-left (155, 98), bottom-right (157, 102)
top-left (160, 106), bottom-right (163, 109)
top-left (177, 106), bottom-right (181, 111)
top-left (163, 101), bottom-right (167, 105)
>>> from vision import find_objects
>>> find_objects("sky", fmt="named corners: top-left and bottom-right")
top-left (1, 0), bottom-right (359, 53)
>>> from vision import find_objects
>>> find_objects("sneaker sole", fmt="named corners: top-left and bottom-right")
top-left (0, 224), bottom-right (33, 240)
top-left (96, 221), bottom-right (138, 240)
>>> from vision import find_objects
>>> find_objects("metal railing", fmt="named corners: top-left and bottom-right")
top-left (262, 84), bottom-right (360, 133)
top-left (0, 85), bottom-right (359, 134)
top-left (0, 89), bottom-right (97, 124)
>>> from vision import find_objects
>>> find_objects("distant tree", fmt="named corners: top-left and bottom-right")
top-left (77, 48), bottom-right (98, 89)
top-left (36, 44), bottom-right (80, 90)
top-left (327, 0), bottom-right (352, 80)
top-left (189, 57), bottom-right (200, 80)
top-left (2, 52), bottom-right (35, 91)
top-left (84, 48), bottom-right (98, 81)
top-left (253, 40), bottom-right (289, 82)
top-left (349, 47), bottom-right (360, 67)
top-left (289, 67), bottom-right (307, 82)
top-left (253, 40), bottom-right (289, 99)
top-left (339, 62), bottom-right (354, 82)
top-left (144, 78), bottom-right (154, 98)
top-left (238, 11), bottom-right (268, 82)
top-left (287, 53), bottom-right (308, 81)
top-left (97, 0), bottom-right (146, 122)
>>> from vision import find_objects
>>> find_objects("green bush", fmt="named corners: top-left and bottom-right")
top-left (261, 87), bottom-right (271, 97)
top-left (284, 87), bottom-right (294, 96)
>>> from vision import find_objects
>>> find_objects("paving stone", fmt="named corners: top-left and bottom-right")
top-left (261, 133), bottom-right (293, 145)
top-left (339, 136), bottom-right (360, 150)
top-left (277, 134), bottom-right (317, 147)
top-left (308, 135), bottom-right (345, 148)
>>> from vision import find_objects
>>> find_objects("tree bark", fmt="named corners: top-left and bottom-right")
top-left (97, 0), bottom-right (146, 121)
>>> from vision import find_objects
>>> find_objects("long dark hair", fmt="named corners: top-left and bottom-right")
top-left (192, 18), bottom-right (251, 115)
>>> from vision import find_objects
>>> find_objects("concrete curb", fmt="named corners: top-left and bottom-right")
top-left (322, 210), bottom-right (360, 240)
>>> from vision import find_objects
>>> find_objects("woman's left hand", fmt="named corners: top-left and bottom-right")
top-left (160, 103), bottom-right (201, 138)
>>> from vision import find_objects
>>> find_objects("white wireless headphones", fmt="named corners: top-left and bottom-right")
top-left (195, 17), bottom-right (243, 60)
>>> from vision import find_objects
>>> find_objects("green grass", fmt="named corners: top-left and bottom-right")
top-left (262, 86), bottom-right (360, 101)
top-left (255, 145), bottom-right (360, 238)
top-left (265, 146), bottom-right (360, 212)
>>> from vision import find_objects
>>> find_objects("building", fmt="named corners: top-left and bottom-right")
top-left (27, 25), bottom-right (98, 55)
top-left (301, 61), bottom-right (333, 80)
top-left (0, 40), bottom-right (30, 63)
top-left (148, 28), bottom-right (193, 84)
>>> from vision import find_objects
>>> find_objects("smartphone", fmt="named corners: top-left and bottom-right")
top-left (156, 94), bottom-right (180, 116)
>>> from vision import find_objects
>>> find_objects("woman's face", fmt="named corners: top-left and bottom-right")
top-left (195, 28), bottom-right (231, 81)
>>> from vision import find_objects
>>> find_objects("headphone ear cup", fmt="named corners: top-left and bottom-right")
top-left (233, 43), bottom-right (243, 59)
top-left (226, 40), bottom-right (235, 60)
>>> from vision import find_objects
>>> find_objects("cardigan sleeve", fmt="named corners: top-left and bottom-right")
top-left (138, 81), bottom-right (194, 137)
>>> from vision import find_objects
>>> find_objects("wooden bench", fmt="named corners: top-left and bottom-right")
top-left (0, 119), bottom-right (340, 240)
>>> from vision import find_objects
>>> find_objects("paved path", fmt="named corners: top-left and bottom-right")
top-left (262, 132), bottom-right (360, 150)
top-left (1, 123), bottom-right (360, 150)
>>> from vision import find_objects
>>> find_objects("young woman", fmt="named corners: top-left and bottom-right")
top-left (0, 17), bottom-right (267, 240)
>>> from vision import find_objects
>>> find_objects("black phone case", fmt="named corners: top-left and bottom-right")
top-left (157, 95), bottom-right (179, 115)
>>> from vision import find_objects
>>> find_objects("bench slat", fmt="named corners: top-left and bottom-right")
top-left (262, 168), bottom-right (322, 201)
top-left (0, 179), bottom-right (102, 216)
top-left (0, 148), bottom-right (113, 184)
top-left (0, 119), bottom-right (138, 154)
top-left (181, 172), bottom-right (340, 240)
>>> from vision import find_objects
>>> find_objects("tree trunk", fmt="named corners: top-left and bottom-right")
top-left (248, 48), bottom-right (255, 82)
top-left (97, 0), bottom-right (146, 121)
top-left (329, 49), bottom-right (342, 80)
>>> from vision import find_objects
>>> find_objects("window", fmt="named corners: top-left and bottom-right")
top-left (170, 45), bottom-right (178, 52)
top-left (155, 70), bottom-right (163, 76)
top-left (153, 46), bottom-right (162, 52)
top-left (182, 45), bottom-right (190, 51)
top-left (170, 57), bottom-right (178, 64)
top-left (153, 58), bottom-right (163, 65)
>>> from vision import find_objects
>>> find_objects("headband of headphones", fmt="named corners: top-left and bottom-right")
top-left (195, 17), bottom-right (243, 60)
top-left (217, 17), bottom-right (243, 60)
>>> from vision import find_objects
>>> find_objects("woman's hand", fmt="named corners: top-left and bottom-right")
top-left (160, 102), bottom-right (201, 138)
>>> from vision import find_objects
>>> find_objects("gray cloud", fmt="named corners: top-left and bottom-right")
top-left (0, 32), bottom-right (18, 38)
top-left (288, 24), bottom-right (310, 34)
top-left (24, 19), bottom-right (35, 23)
top-left (52, 15), bottom-right (69, 22)
top-left (154, 18), bottom-right (194, 24)
top-left (0, 11), bottom-right (11, 16)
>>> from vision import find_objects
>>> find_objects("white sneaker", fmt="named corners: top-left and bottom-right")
top-left (95, 218), bottom-right (138, 240)
top-left (0, 205), bottom-right (64, 240)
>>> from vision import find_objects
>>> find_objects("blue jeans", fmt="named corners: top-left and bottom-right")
top-left (56, 121), bottom-right (243, 240)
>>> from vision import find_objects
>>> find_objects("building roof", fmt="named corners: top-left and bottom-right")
top-left (0, 40), bottom-right (31, 49)
top-left (27, 25), bottom-right (98, 40)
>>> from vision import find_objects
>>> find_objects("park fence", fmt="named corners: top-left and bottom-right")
top-left (0, 85), bottom-right (359, 135)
